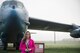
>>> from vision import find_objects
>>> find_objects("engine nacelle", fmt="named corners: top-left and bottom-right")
top-left (70, 28), bottom-right (80, 38)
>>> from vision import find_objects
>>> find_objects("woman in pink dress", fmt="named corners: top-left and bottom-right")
top-left (19, 31), bottom-right (35, 53)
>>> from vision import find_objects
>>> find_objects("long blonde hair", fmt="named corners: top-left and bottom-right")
top-left (22, 31), bottom-right (31, 44)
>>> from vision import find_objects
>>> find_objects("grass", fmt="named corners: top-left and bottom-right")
top-left (45, 48), bottom-right (80, 53)
top-left (0, 41), bottom-right (80, 53)
top-left (0, 48), bottom-right (80, 53)
top-left (44, 41), bottom-right (80, 48)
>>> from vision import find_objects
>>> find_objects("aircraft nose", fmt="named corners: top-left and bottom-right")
top-left (12, 5), bottom-right (15, 9)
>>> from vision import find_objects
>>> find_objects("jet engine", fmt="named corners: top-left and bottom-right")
top-left (70, 25), bottom-right (80, 38)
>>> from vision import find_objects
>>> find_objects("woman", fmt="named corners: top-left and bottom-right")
top-left (19, 31), bottom-right (35, 53)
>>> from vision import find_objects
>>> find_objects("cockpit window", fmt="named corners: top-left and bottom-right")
top-left (1, 1), bottom-right (9, 8)
top-left (1, 1), bottom-right (24, 8)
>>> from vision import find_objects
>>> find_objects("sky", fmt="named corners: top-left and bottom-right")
top-left (0, 0), bottom-right (80, 41)
top-left (21, 0), bottom-right (80, 25)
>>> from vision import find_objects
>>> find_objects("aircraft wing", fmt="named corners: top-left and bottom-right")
top-left (28, 17), bottom-right (73, 32)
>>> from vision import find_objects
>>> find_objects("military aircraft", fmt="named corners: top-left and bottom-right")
top-left (0, 0), bottom-right (80, 50)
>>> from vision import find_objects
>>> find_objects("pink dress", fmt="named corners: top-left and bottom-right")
top-left (19, 39), bottom-right (35, 53)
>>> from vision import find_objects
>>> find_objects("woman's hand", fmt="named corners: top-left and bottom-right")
top-left (25, 49), bottom-right (28, 52)
top-left (25, 49), bottom-right (31, 52)
top-left (28, 48), bottom-right (31, 51)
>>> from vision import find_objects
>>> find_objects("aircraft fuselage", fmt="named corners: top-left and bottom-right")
top-left (0, 0), bottom-right (29, 49)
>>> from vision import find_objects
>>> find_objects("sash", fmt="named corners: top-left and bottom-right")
top-left (26, 40), bottom-right (29, 53)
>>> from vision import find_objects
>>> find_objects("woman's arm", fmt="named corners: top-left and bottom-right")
top-left (19, 40), bottom-right (26, 51)
top-left (29, 40), bottom-right (35, 52)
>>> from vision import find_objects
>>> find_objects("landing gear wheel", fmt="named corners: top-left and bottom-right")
top-left (16, 42), bottom-right (20, 50)
top-left (1, 33), bottom-right (7, 50)
top-left (16, 33), bottom-right (24, 50)
top-left (3, 42), bottom-right (7, 50)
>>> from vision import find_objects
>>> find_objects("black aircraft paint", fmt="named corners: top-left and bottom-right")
top-left (0, 0), bottom-right (80, 51)
top-left (0, 0), bottom-right (30, 50)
